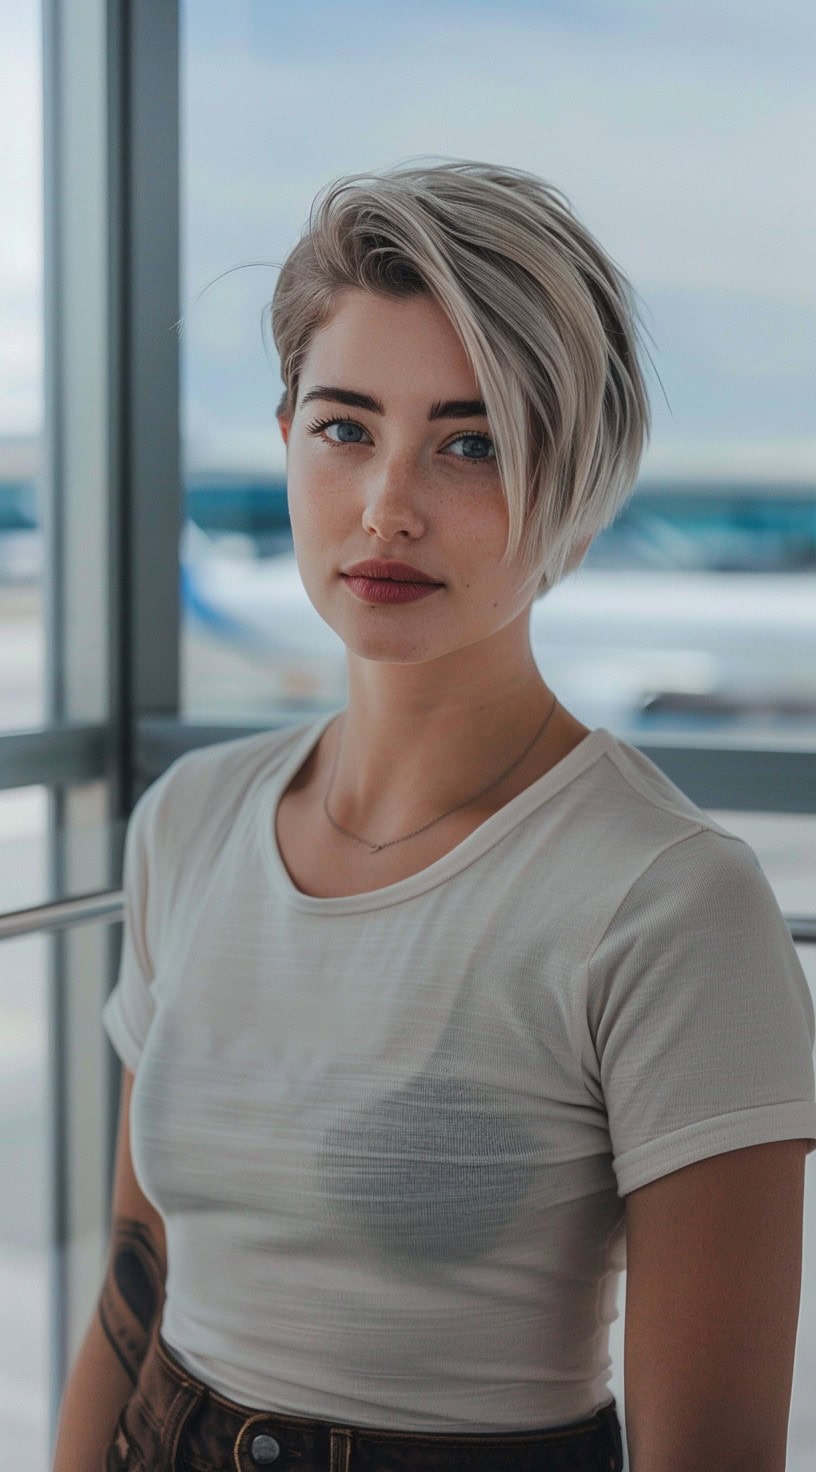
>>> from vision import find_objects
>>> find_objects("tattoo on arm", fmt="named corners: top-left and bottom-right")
top-left (98, 1217), bottom-right (167, 1384)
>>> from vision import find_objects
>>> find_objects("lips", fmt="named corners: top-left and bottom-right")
top-left (342, 575), bottom-right (442, 605)
top-left (341, 559), bottom-right (442, 584)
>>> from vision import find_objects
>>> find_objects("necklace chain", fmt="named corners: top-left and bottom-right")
top-left (322, 692), bottom-right (560, 854)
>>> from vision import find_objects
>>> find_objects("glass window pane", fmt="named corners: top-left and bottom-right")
top-left (0, 925), bottom-right (50, 1468)
top-left (0, 0), bottom-right (44, 733)
top-left (0, 782), bottom-right (123, 1470)
top-left (0, 785), bottom-right (126, 919)
top-left (179, 0), bottom-right (816, 739)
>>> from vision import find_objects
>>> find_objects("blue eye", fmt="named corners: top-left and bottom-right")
top-left (306, 415), bottom-right (368, 444)
top-left (305, 416), bottom-right (496, 464)
top-left (445, 432), bottom-right (496, 462)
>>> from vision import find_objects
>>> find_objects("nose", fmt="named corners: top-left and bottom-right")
top-left (360, 454), bottom-right (427, 542)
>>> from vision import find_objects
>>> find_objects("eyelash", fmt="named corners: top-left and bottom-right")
top-left (304, 414), bottom-right (496, 465)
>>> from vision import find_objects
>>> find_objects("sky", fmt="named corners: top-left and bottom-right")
top-left (2, 0), bottom-right (815, 482)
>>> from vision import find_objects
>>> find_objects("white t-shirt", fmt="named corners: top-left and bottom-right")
top-left (102, 713), bottom-right (816, 1431)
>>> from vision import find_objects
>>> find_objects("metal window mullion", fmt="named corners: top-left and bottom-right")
top-left (40, 0), bottom-right (181, 1455)
top-left (42, 0), bottom-right (113, 1448)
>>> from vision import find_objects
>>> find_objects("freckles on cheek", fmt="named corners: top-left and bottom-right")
top-left (292, 488), bottom-right (350, 564)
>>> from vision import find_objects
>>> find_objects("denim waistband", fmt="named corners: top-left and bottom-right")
top-left (106, 1319), bottom-right (624, 1472)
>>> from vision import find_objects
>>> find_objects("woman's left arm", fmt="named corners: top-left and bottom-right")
top-left (623, 1137), bottom-right (808, 1472)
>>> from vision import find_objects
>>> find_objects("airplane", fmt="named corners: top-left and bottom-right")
top-left (177, 483), bottom-right (816, 734)
top-left (3, 478), bottom-right (815, 733)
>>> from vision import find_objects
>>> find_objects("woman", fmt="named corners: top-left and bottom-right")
top-left (54, 160), bottom-right (815, 1472)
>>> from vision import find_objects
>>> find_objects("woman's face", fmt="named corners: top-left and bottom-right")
top-left (277, 287), bottom-right (548, 671)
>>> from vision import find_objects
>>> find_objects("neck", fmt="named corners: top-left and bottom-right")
top-left (324, 673), bottom-right (563, 834)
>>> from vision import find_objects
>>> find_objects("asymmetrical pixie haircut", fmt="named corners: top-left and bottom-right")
top-left (269, 158), bottom-right (651, 599)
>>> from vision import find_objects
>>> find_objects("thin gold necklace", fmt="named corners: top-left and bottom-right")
top-left (322, 692), bottom-right (560, 854)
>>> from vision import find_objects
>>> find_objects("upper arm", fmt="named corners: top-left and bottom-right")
top-left (110, 1066), bottom-right (167, 1270)
top-left (623, 1139), bottom-right (808, 1470)
top-left (100, 1066), bottom-right (168, 1380)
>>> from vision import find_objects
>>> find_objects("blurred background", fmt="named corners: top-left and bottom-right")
top-left (1, 1), bottom-right (815, 1467)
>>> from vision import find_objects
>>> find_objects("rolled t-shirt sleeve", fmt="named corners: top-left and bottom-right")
top-left (587, 827), bottom-right (816, 1197)
top-left (102, 778), bottom-right (167, 1072)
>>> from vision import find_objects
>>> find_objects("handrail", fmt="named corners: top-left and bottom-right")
top-left (0, 887), bottom-right (813, 945)
top-left (0, 889), bottom-right (125, 940)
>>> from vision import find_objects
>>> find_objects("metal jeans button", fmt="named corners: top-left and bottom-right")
top-left (250, 1432), bottom-right (281, 1463)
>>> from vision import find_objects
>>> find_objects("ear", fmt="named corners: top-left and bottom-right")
top-left (277, 414), bottom-right (290, 447)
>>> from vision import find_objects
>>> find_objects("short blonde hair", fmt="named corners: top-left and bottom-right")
top-left (268, 157), bottom-right (651, 598)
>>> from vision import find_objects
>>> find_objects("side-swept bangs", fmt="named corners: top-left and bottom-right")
top-left (268, 158), bottom-right (651, 598)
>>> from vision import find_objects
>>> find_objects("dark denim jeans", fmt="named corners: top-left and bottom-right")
top-left (106, 1320), bottom-right (625, 1472)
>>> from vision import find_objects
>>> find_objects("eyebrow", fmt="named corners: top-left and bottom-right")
top-left (298, 385), bottom-right (488, 421)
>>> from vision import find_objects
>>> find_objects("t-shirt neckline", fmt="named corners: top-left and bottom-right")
top-left (260, 710), bottom-right (614, 915)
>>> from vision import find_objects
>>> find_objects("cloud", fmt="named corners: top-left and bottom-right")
top-left (3, 0), bottom-right (815, 477)
top-left (179, 8), bottom-right (815, 473)
top-left (641, 438), bottom-right (816, 483)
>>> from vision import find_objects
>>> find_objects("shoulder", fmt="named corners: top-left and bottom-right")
top-left (580, 745), bottom-right (806, 1024)
top-left (590, 820), bottom-right (782, 973)
top-left (123, 719), bottom-right (320, 879)
top-left (592, 726), bottom-right (741, 840)
top-left (139, 719), bottom-right (314, 825)
top-left (586, 820), bottom-right (814, 1071)
top-left (562, 728), bottom-right (763, 953)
